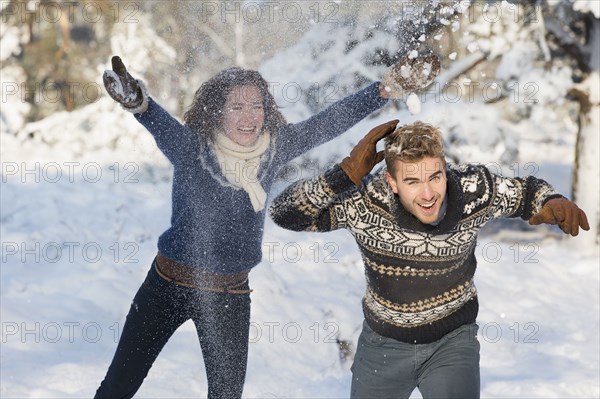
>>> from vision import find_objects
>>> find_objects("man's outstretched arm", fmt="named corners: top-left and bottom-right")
top-left (269, 120), bottom-right (398, 232)
top-left (529, 197), bottom-right (590, 236)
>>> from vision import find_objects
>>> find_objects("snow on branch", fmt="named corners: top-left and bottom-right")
top-left (544, 14), bottom-right (590, 71)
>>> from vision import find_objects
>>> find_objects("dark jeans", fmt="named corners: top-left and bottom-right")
top-left (95, 259), bottom-right (251, 399)
top-left (351, 321), bottom-right (480, 399)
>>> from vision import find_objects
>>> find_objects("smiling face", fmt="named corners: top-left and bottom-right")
top-left (385, 156), bottom-right (447, 224)
top-left (222, 85), bottom-right (265, 146)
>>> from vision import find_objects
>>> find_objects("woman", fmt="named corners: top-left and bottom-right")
top-left (95, 54), bottom-right (438, 398)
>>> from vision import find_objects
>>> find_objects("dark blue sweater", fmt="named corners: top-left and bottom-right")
top-left (135, 82), bottom-right (387, 274)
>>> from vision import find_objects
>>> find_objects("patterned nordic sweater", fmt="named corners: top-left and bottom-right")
top-left (133, 83), bottom-right (387, 274)
top-left (269, 163), bottom-right (562, 343)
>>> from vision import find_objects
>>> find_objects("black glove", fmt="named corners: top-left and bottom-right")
top-left (102, 56), bottom-right (144, 109)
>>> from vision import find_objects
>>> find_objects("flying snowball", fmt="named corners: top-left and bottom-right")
top-left (406, 93), bottom-right (421, 115)
top-left (400, 65), bottom-right (412, 78)
top-left (467, 42), bottom-right (479, 53)
top-left (422, 62), bottom-right (432, 76)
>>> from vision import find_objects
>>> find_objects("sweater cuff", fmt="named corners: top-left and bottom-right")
top-left (324, 164), bottom-right (357, 195)
top-left (542, 194), bottom-right (565, 206)
top-left (368, 81), bottom-right (389, 107)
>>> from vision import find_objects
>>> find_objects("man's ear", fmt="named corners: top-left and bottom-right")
top-left (385, 171), bottom-right (398, 194)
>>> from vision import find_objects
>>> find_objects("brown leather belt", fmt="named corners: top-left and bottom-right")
top-left (155, 253), bottom-right (252, 294)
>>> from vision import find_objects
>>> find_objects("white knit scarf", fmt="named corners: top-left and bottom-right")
top-left (212, 131), bottom-right (271, 212)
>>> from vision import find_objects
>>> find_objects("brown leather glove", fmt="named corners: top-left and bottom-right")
top-left (102, 56), bottom-right (144, 109)
top-left (340, 120), bottom-right (399, 186)
top-left (529, 197), bottom-right (590, 236)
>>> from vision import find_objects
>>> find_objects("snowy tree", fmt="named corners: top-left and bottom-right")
top-left (1, 0), bottom-right (597, 244)
top-left (0, 0), bottom-right (117, 119)
top-left (543, 0), bottom-right (599, 246)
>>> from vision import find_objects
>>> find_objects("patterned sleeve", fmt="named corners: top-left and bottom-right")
top-left (480, 166), bottom-right (563, 220)
top-left (269, 165), bottom-right (359, 232)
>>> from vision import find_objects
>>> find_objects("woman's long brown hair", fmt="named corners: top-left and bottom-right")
top-left (183, 67), bottom-right (287, 143)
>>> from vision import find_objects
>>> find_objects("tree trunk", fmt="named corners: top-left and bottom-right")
top-left (572, 16), bottom-right (600, 249)
top-left (235, 20), bottom-right (245, 67)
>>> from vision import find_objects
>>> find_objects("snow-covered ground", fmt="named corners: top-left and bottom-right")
top-left (2, 1), bottom-right (599, 394)
top-left (1, 90), bottom-right (598, 398)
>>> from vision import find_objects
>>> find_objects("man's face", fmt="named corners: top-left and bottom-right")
top-left (222, 85), bottom-right (265, 147)
top-left (385, 157), bottom-right (447, 224)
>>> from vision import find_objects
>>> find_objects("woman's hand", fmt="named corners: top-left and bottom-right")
top-left (103, 56), bottom-right (147, 112)
top-left (380, 50), bottom-right (441, 99)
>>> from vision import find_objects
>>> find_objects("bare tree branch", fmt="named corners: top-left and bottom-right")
top-left (544, 14), bottom-right (590, 72)
top-left (198, 24), bottom-right (235, 60)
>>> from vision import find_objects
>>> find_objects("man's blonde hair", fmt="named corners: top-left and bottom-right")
top-left (384, 121), bottom-right (445, 173)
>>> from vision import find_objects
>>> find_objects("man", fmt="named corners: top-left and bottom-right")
top-left (268, 120), bottom-right (589, 398)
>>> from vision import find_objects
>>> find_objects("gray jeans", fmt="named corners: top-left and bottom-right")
top-left (351, 321), bottom-right (480, 399)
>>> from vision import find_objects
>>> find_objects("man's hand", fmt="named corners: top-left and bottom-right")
top-left (380, 50), bottom-right (441, 99)
top-left (340, 120), bottom-right (399, 186)
top-left (102, 56), bottom-right (144, 109)
top-left (529, 197), bottom-right (590, 236)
